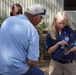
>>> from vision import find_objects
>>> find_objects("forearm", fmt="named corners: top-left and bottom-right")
top-left (69, 46), bottom-right (76, 52)
top-left (48, 42), bottom-right (60, 55)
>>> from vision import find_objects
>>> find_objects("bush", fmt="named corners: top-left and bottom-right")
top-left (36, 21), bottom-right (50, 60)
top-left (0, 18), bottom-right (5, 27)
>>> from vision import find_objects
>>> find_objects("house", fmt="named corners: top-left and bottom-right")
top-left (0, 0), bottom-right (76, 30)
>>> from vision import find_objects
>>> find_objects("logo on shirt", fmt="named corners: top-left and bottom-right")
top-left (64, 36), bottom-right (69, 42)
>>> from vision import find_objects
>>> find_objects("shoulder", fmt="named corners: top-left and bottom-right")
top-left (64, 26), bottom-right (74, 33)
top-left (1, 16), bottom-right (15, 28)
top-left (46, 32), bottom-right (52, 40)
top-left (46, 32), bottom-right (50, 38)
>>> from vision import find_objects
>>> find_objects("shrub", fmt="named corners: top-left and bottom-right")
top-left (0, 17), bottom-right (5, 27)
top-left (36, 21), bottom-right (50, 60)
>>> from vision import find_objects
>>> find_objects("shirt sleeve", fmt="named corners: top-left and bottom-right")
top-left (27, 27), bottom-right (39, 61)
top-left (69, 28), bottom-right (76, 42)
top-left (46, 33), bottom-right (52, 51)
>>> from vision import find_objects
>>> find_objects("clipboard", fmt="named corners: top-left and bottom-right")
top-left (60, 40), bottom-right (74, 56)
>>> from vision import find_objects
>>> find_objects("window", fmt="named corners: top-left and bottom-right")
top-left (64, 0), bottom-right (76, 10)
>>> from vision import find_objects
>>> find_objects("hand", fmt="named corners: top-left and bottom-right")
top-left (64, 50), bottom-right (70, 55)
top-left (28, 59), bottom-right (38, 68)
top-left (58, 40), bottom-right (68, 46)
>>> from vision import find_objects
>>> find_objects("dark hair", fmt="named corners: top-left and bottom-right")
top-left (10, 3), bottom-right (23, 16)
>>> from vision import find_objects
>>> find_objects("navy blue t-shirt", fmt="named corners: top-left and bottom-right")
top-left (46, 26), bottom-right (76, 61)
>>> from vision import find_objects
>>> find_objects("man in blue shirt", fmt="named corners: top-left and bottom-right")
top-left (0, 4), bottom-right (49, 75)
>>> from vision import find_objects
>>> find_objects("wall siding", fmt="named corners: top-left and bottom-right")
top-left (0, 0), bottom-right (76, 28)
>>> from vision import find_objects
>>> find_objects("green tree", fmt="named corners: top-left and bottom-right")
top-left (36, 21), bottom-right (50, 60)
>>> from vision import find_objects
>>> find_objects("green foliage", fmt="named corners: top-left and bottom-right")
top-left (37, 20), bottom-right (49, 33)
top-left (36, 21), bottom-right (50, 60)
top-left (74, 30), bottom-right (76, 34)
top-left (0, 18), bottom-right (5, 27)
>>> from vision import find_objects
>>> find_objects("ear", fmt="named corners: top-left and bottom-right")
top-left (33, 16), bottom-right (38, 20)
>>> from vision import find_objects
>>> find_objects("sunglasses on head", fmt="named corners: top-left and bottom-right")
top-left (33, 9), bottom-right (46, 16)
top-left (27, 9), bottom-right (46, 16)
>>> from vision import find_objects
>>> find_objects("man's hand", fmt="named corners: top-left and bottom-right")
top-left (28, 59), bottom-right (38, 68)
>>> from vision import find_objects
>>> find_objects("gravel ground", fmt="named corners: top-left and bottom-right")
top-left (38, 60), bottom-right (76, 75)
top-left (38, 60), bottom-right (50, 75)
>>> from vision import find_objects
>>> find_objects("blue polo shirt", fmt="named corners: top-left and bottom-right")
top-left (0, 15), bottom-right (39, 75)
top-left (46, 26), bottom-right (75, 61)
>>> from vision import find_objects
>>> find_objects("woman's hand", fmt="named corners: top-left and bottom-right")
top-left (64, 50), bottom-right (70, 55)
top-left (58, 40), bottom-right (68, 46)
top-left (64, 46), bottom-right (76, 55)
